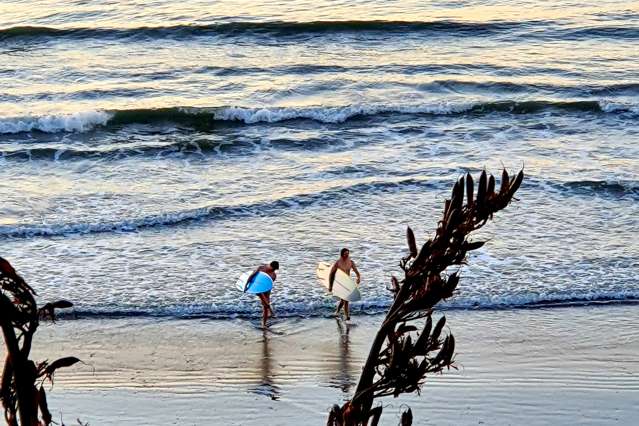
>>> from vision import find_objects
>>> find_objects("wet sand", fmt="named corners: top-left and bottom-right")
top-left (13, 304), bottom-right (639, 425)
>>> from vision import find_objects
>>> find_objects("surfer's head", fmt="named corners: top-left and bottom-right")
top-left (340, 248), bottom-right (350, 258)
top-left (270, 261), bottom-right (279, 270)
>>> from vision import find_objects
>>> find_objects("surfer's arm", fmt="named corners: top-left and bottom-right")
top-left (352, 262), bottom-right (361, 284)
top-left (328, 263), bottom-right (338, 292)
top-left (246, 267), bottom-right (262, 286)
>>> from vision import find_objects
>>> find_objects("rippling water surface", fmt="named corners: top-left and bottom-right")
top-left (1, 0), bottom-right (638, 318)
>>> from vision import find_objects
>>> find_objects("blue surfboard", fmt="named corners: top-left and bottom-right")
top-left (235, 271), bottom-right (274, 294)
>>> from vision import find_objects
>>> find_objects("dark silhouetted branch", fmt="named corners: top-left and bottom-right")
top-left (327, 168), bottom-right (524, 425)
top-left (1, 257), bottom-right (77, 425)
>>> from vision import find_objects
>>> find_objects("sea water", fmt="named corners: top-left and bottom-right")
top-left (1, 0), bottom-right (638, 319)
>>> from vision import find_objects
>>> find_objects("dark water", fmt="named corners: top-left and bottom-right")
top-left (1, 0), bottom-right (638, 319)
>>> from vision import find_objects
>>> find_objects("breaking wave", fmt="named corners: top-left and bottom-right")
top-left (0, 111), bottom-right (111, 134)
top-left (1, 100), bottom-right (637, 134)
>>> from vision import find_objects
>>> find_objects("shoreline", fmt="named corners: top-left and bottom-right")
top-left (14, 303), bottom-right (636, 425)
top-left (52, 298), bottom-right (639, 322)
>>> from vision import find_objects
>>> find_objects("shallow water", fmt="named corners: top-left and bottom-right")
top-left (1, 0), bottom-right (638, 318)
top-left (29, 305), bottom-right (639, 425)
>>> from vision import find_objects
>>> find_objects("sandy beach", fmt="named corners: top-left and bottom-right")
top-left (12, 303), bottom-right (634, 425)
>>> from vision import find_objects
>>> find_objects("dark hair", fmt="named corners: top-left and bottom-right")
top-left (270, 261), bottom-right (279, 270)
top-left (340, 248), bottom-right (349, 256)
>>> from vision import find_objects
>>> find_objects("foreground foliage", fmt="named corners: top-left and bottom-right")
top-left (1, 257), bottom-right (78, 425)
top-left (327, 168), bottom-right (524, 425)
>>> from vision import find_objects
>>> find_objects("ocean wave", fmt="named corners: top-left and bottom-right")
top-left (195, 63), bottom-right (588, 79)
top-left (58, 292), bottom-right (639, 321)
top-left (1, 100), bottom-right (637, 135)
top-left (0, 178), bottom-right (440, 238)
top-left (2, 175), bottom-right (636, 238)
top-left (6, 77), bottom-right (638, 107)
top-left (0, 111), bottom-right (111, 134)
top-left (0, 20), bottom-right (545, 41)
top-left (1, 140), bottom-right (217, 161)
top-left (563, 26), bottom-right (639, 40)
top-left (0, 135), bottom-right (343, 161)
top-left (2, 21), bottom-right (637, 42)
top-left (559, 180), bottom-right (639, 198)
top-left (521, 176), bottom-right (639, 201)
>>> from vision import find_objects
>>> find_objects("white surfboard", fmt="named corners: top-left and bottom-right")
top-left (316, 262), bottom-right (361, 302)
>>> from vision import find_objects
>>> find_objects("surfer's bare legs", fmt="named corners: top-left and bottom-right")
top-left (258, 291), bottom-right (274, 327)
top-left (259, 294), bottom-right (268, 327)
top-left (264, 291), bottom-right (275, 317)
top-left (334, 299), bottom-right (350, 320)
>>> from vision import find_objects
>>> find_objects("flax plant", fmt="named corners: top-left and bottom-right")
top-left (1, 257), bottom-right (78, 426)
top-left (327, 168), bottom-right (524, 425)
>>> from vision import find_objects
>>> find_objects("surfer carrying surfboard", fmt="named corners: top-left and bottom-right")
top-left (247, 261), bottom-right (279, 327)
top-left (329, 248), bottom-right (361, 320)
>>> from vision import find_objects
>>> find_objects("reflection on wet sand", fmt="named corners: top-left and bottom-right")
top-left (243, 319), bottom-right (359, 398)
top-left (249, 329), bottom-right (280, 400)
top-left (333, 319), bottom-right (356, 393)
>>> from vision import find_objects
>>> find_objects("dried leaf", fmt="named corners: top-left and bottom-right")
top-left (466, 173), bottom-right (474, 205)
top-left (462, 240), bottom-right (485, 251)
top-left (413, 316), bottom-right (433, 354)
top-left (477, 170), bottom-right (487, 207)
top-left (487, 174), bottom-right (495, 196)
top-left (457, 176), bottom-right (465, 204)
top-left (445, 208), bottom-right (460, 233)
top-left (509, 169), bottom-right (524, 197)
top-left (412, 240), bottom-right (432, 268)
top-left (430, 316), bottom-right (447, 344)
top-left (38, 386), bottom-right (52, 425)
top-left (52, 300), bottom-right (73, 309)
top-left (400, 408), bottom-right (413, 426)
top-left (406, 227), bottom-right (418, 258)
top-left (500, 168), bottom-right (510, 195)
top-left (396, 324), bottom-right (418, 336)
top-left (447, 272), bottom-right (460, 291)
top-left (390, 276), bottom-right (399, 293)
top-left (451, 180), bottom-right (463, 211)
top-left (44, 356), bottom-right (81, 377)
top-left (432, 335), bottom-right (450, 364)
top-left (444, 334), bottom-right (456, 365)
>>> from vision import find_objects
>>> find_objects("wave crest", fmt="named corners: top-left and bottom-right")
top-left (561, 180), bottom-right (639, 197)
top-left (3, 175), bottom-right (637, 238)
top-left (0, 20), bottom-right (541, 41)
top-left (0, 178), bottom-right (439, 238)
top-left (2, 21), bottom-right (636, 42)
top-left (2, 100), bottom-right (637, 135)
top-left (0, 111), bottom-right (111, 134)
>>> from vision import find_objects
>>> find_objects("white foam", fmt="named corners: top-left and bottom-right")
top-left (212, 102), bottom-right (475, 124)
top-left (0, 110), bottom-right (112, 134)
top-left (3, 100), bottom-right (633, 134)
top-left (600, 100), bottom-right (639, 114)
top-left (0, 206), bottom-right (212, 238)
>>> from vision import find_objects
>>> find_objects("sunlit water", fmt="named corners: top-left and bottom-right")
top-left (1, 0), bottom-right (638, 318)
